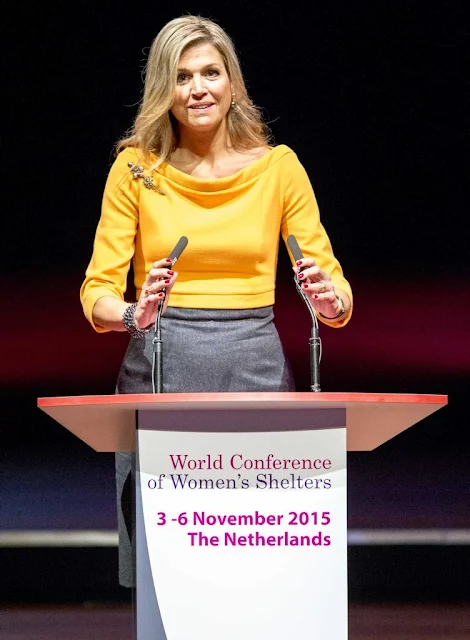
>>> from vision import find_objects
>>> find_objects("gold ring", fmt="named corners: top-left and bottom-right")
top-left (319, 281), bottom-right (327, 293)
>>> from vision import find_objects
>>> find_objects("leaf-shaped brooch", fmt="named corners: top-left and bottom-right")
top-left (128, 162), bottom-right (165, 195)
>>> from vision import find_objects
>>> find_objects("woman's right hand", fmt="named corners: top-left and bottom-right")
top-left (134, 258), bottom-right (178, 328)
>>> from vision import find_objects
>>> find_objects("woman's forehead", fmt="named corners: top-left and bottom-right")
top-left (178, 42), bottom-right (223, 68)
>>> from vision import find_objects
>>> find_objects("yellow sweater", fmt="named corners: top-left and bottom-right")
top-left (80, 145), bottom-right (352, 331)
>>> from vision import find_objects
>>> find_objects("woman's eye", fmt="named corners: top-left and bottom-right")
top-left (177, 73), bottom-right (188, 83)
top-left (207, 69), bottom-right (219, 77)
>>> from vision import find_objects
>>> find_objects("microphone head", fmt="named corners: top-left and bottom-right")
top-left (169, 236), bottom-right (188, 263)
top-left (287, 234), bottom-right (304, 262)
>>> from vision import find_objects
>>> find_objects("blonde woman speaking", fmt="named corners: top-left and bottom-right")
top-left (80, 15), bottom-right (352, 587)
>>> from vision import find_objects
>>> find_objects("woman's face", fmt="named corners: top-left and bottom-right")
top-left (171, 42), bottom-right (232, 136)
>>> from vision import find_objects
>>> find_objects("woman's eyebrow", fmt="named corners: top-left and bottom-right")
top-left (177, 62), bottom-right (222, 72)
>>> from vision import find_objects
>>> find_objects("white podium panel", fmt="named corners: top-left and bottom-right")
top-left (136, 409), bottom-right (347, 640)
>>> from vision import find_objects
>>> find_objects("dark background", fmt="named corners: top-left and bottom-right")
top-left (1, 0), bottom-right (467, 600)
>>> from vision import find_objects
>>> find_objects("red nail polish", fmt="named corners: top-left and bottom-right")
top-left (296, 260), bottom-right (302, 266)
top-left (167, 270), bottom-right (174, 276)
top-left (302, 284), bottom-right (309, 289)
top-left (159, 293), bottom-right (165, 298)
top-left (164, 279), bottom-right (170, 284)
top-left (298, 272), bottom-right (304, 279)
top-left (314, 294), bottom-right (318, 299)
top-left (166, 258), bottom-right (173, 263)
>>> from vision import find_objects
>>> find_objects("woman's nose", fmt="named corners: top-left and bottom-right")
top-left (190, 75), bottom-right (206, 95)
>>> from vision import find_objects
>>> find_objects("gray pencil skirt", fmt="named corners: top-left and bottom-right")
top-left (115, 306), bottom-right (294, 587)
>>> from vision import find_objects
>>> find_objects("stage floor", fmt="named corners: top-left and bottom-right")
top-left (1, 603), bottom-right (469, 639)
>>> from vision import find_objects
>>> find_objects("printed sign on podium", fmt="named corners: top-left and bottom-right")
top-left (136, 408), bottom-right (347, 639)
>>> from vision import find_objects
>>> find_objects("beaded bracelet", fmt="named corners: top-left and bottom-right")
top-left (122, 303), bottom-right (154, 338)
top-left (318, 295), bottom-right (346, 320)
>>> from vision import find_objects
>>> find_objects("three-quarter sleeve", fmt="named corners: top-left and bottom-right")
top-left (280, 152), bottom-right (353, 327)
top-left (80, 148), bottom-right (140, 332)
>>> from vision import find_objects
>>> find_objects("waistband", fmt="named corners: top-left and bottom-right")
top-left (162, 306), bottom-right (274, 322)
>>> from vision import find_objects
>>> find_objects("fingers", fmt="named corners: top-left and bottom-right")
top-left (133, 258), bottom-right (178, 327)
top-left (294, 258), bottom-right (331, 285)
top-left (141, 272), bottom-right (177, 302)
top-left (147, 266), bottom-right (175, 282)
top-left (141, 258), bottom-right (175, 287)
top-left (141, 290), bottom-right (164, 305)
top-left (144, 273), bottom-right (177, 293)
top-left (292, 257), bottom-right (316, 274)
top-left (138, 256), bottom-right (179, 312)
top-left (142, 256), bottom-right (178, 290)
top-left (153, 258), bottom-right (174, 269)
top-left (301, 282), bottom-right (336, 302)
top-left (297, 266), bottom-right (322, 281)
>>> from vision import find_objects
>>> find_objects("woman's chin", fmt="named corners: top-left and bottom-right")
top-left (185, 118), bottom-right (226, 134)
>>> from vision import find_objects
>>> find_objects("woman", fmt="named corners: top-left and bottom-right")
top-left (80, 15), bottom-right (352, 587)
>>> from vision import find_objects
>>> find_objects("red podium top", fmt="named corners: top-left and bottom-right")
top-left (38, 392), bottom-right (447, 452)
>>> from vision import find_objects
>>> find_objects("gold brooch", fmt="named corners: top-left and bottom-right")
top-left (128, 162), bottom-right (165, 195)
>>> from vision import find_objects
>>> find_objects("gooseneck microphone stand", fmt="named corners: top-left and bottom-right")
top-left (293, 274), bottom-right (322, 392)
top-left (151, 236), bottom-right (189, 393)
top-left (287, 235), bottom-right (322, 392)
top-left (152, 303), bottom-right (164, 394)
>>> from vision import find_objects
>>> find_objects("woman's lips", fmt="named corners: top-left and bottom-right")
top-left (189, 103), bottom-right (214, 110)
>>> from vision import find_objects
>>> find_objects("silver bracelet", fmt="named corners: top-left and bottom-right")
top-left (122, 303), bottom-right (154, 338)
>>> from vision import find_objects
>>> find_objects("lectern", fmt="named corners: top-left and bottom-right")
top-left (38, 392), bottom-right (447, 640)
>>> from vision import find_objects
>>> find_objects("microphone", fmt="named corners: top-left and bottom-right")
top-left (160, 236), bottom-right (189, 297)
top-left (286, 234), bottom-right (321, 392)
top-left (168, 236), bottom-right (189, 265)
top-left (159, 236), bottom-right (189, 300)
top-left (152, 236), bottom-right (189, 393)
top-left (286, 234), bottom-right (304, 266)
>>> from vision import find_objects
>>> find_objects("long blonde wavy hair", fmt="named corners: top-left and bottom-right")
top-left (116, 15), bottom-right (271, 168)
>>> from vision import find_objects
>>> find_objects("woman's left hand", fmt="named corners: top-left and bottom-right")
top-left (293, 258), bottom-right (344, 319)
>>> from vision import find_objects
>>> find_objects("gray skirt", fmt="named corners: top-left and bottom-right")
top-left (115, 306), bottom-right (294, 587)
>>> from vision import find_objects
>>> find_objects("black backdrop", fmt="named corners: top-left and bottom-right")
top-left (1, 1), bottom-right (467, 530)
